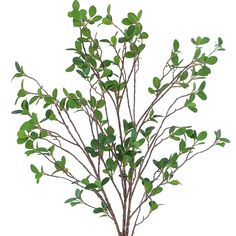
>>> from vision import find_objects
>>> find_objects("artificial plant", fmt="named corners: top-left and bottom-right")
top-left (12, 1), bottom-right (229, 236)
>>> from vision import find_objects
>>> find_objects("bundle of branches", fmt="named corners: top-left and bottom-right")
top-left (12, 1), bottom-right (229, 236)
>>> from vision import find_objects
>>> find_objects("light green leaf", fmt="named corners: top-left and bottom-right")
top-left (197, 131), bottom-right (207, 141)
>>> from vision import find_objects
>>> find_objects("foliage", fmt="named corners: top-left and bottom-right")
top-left (12, 1), bottom-right (229, 236)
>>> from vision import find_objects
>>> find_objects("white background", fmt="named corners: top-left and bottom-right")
top-left (0, 0), bottom-right (235, 235)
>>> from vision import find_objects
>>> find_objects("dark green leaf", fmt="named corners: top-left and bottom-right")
top-left (218, 37), bottom-right (223, 46)
top-left (15, 61), bottom-right (21, 72)
top-left (12, 110), bottom-right (23, 114)
top-left (93, 208), bottom-right (104, 214)
top-left (65, 198), bottom-right (77, 204)
top-left (101, 177), bottom-right (110, 186)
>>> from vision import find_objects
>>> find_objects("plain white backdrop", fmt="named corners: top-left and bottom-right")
top-left (0, 0), bottom-right (235, 235)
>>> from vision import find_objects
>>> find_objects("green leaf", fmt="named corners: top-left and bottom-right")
top-left (107, 4), bottom-right (111, 15)
top-left (205, 56), bottom-right (218, 65)
top-left (91, 15), bottom-right (102, 23)
top-left (197, 91), bottom-right (207, 100)
top-left (153, 77), bottom-right (160, 89)
top-left (52, 88), bottom-right (58, 99)
top-left (140, 32), bottom-right (149, 39)
top-left (151, 187), bottom-right (163, 196)
top-left (12, 110), bottom-right (23, 114)
top-left (200, 37), bottom-right (210, 44)
top-left (180, 71), bottom-right (188, 81)
top-left (89, 6), bottom-right (97, 17)
top-left (85, 183), bottom-right (97, 190)
top-left (65, 198), bottom-right (77, 204)
top-left (114, 55), bottom-right (120, 65)
top-left (173, 39), bottom-right (179, 52)
top-left (95, 110), bottom-right (103, 122)
top-left (102, 68), bottom-right (113, 77)
top-left (45, 109), bottom-right (57, 121)
top-left (30, 164), bottom-right (39, 174)
top-left (102, 17), bottom-right (112, 25)
top-left (30, 164), bottom-right (43, 184)
top-left (191, 37), bottom-right (209, 46)
top-left (17, 137), bottom-right (28, 144)
top-left (122, 18), bottom-right (133, 25)
top-left (93, 208), bottom-right (104, 214)
top-left (215, 129), bottom-right (221, 140)
top-left (81, 28), bottom-right (91, 37)
top-left (15, 61), bottom-right (21, 72)
top-left (17, 89), bottom-right (27, 97)
top-left (29, 96), bottom-right (39, 105)
top-left (169, 180), bottom-right (181, 185)
top-left (25, 140), bottom-right (34, 149)
top-left (144, 181), bottom-right (153, 193)
top-left (72, 0), bottom-right (80, 10)
top-left (125, 51), bottom-right (135, 58)
top-left (174, 128), bottom-right (186, 136)
top-left (220, 137), bottom-right (230, 143)
top-left (101, 177), bottom-right (110, 186)
top-left (75, 189), bottom-right (83, 199)
top-left (127, 25), bottom-right (136, 37)
top-left (194, 47), bottom-right (201, 59)
top-left (218, 37), bottom-right (223, 46)
top-left (39, 130), bottom-right (48, 138)
top-left (199, 81), bottom-right (206, 91)
top-left (70, 201), bottom-right (80, 207)
top-left (198, 66), bottom-right (211, 76)
top-left (179, 139), bottom-right (186, 152)
top-left (187, 102), bottom-right (198, 113)
top-left (137, 10), bottom-right (142, 20)
top-left (66, 64), bottom-right (75, 72)
top-left (68, 99), bottom-right (78, 109)
top-left (148, 87), bottom-right (155, 94)
top-left (197, 131), bottom-right (207, 141)
top-left (149, 201), bottom-right (158, 211)
top-left (128, 12), bottom-right (137, 23)
top-left (97, 100), bottom-right (105, 109)
top-left (171, 52), bottom-right (179, 65)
